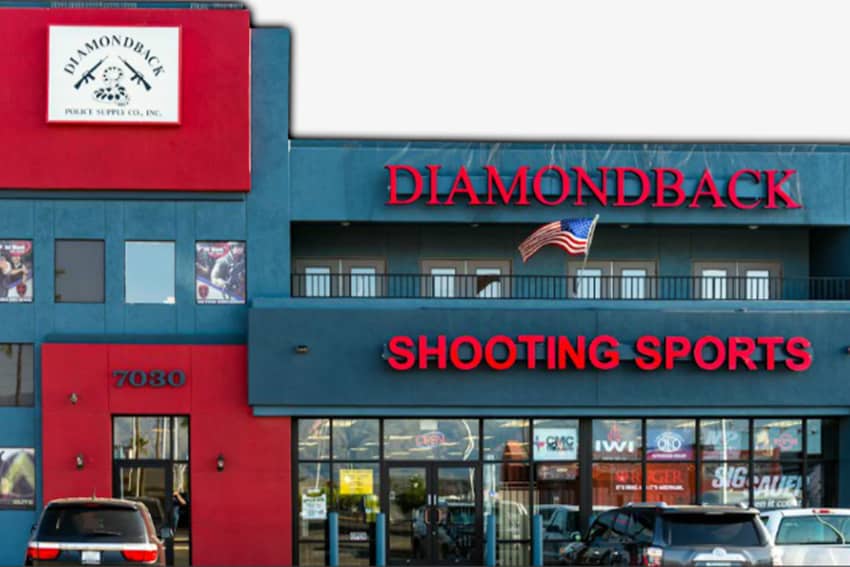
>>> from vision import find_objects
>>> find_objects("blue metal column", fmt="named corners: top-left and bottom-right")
top-left (485, 513), bottom-right (496, 567)
top-left (375, 513), bottom-right (386, 566)
top-left (329, 512), bottom-right (339, 567)
top-left (532, 514), bottom-right (543, 566)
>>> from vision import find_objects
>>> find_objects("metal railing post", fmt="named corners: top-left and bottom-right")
top-left (485, 513), bottom-right (496, 566)
top-left (532, 514), bottom-right (544, 566)
top-left (329, 512), bottom-right (339, 567)
top-left (375, 513), bottom-right (386, 566)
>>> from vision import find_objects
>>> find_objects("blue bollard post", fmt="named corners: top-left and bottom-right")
top-left (485, 513), bottom-right (497, 567)
top-left (375, 513), bottom-right (386, 566)
top-left (532, 514), bottom-right (544, 566)
top-left (329, 512), bottom-right (339, 567)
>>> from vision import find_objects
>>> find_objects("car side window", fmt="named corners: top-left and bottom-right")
top-left (613, 512), bottom-right (632, 541)
top-left (588, 510), bottom-right (617, 542)
top-left (630, 511), bottom-right (655, 544)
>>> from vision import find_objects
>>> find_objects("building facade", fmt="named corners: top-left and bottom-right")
top-left (1, 2), bottom-right (850, 566)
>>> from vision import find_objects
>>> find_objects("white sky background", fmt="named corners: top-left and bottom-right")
top-left (243, 0), bottom-right (850, 143)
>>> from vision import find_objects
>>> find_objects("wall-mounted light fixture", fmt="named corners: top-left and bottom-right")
top-left (75, 454), bottom-right (84, 470)
top-left (748, 225), bottom-right (759, 230)
top-left (295, 345), bottom-right (310, 354)
top-left (620, 224), bottom-right (630, 229)
top-left (216, 454), bottom-right (225, 472)
top-left (340, 221), bottom-right (351, 227)
top-left (69, 392), bottom-right (78, 405)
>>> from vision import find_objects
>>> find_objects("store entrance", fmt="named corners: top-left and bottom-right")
top-left (112, 416), bottom-right (191, 566)
top-left (385, 463), bottom-right (482, 565)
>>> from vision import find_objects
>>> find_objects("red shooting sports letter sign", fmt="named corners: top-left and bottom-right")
top-left (386, 165), bottom-right (802, 209)
top-left (385, 335), bottom-right (813, 372)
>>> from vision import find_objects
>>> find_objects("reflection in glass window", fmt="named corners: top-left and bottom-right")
top-left (384, 419), bottom-right (478, 461)
top-left (349, 268), bottom-right (377, 298)
top-left (592, 419), bottom-right (642, 461)
top-left (752, 462), bottom-right (803, 510)
top-left (700, 419), bottom-right (750, 461)
top-left (532, 419), bottom-right (579, 461)
top-left (484, 463), bottom-right (531, 543)
top-left (576, 269), bottom-right (602, 299)
top-left (475, 268), bottom-right (502, 298)
top-left (173, 416), bottom-right (189, 461)
top-left (645, 419), bottom-right (695, 462)
top-left (483, 419), bottom-right (529, 461)
top-left (645, 463), bottom-right (695, 505)
top-left (125, 241), bottom-right (175, 304)
top-left (333, 463), bottom-right (380, 539)
top-left (701, 269), bottom-right (727, 299)
top-left (0, 344), bottom-right (33, 407)
top-left (55, 240), bottom-right (102, 303)
top-left (591, 463), bottom-right (642, 506)
top-left (298, 463), bottom-right (331, 540)
top-left (620, 269), bottom-right (646, 299)
top-left (113, 416), bottom-right (173, 460)
top-left (431, 268), bottom-right (456, 298)
top-left (534, 462), bottom-right (580, 557)
top-left (746, 270), bottom-right (770, 300)
top-left (305, 267), bottom-right (331, 297)
top-left (754, 419), bottom-right (803, 460)
top-left (299, 419), bottom-right (330, 461)
top-left (701, 463), bottom-right (750, 506)
top-left (805, 462), bottom-right (836, 508)
top-left (332, 419), bottom-right (379, 460)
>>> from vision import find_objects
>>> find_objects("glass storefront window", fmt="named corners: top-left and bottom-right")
top-left (754, 419), bottom-right (803, 460)
top-left (700, 419), bottom-right (750, 461)
top-left (534, 462), bottom-right (580, 564)
top-left (332, 419), bottom-right (379, 461)
top-left (173, 416), bottom-right (189, 461)
top-left (113, 416), bottom-right (173, 460)
top-left (333, 463), bottom-right (380, 535)
top-left (646, 419), bottom-right (695, 462)
top-left (484, 463), bottom-right (531, 542)
top-left (384, 419), bottom-right (479, 461)
top-left (532, 419), bottom-right (578, 462)
top-left (700, 463), bottom-right (750, 506)
top-left (484, 419), bottom-right (529, 461)
top-left (806, 462), bottom-right (837, 508)
top-left (645, 463), bottom-right (695, 505)
top-left (592, 419), bottom-right (642, 461)
top-left (298, 463), bottom-right (331, 540)
top-left (299, 419), bottom-right (330, 461)
top-left (807, 418), bottom-right (839, 459)
top-left (752, 462), bottom-right (803, 510)
top-left (592, 463), bottom-right (642, 506)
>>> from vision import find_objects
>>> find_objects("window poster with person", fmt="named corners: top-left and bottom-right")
top-left (0, 241), bottom-right (32, 303)
top-left (0, 448), bottom-right (35, 508)
top-left (195, 241), bottom-right (246, 304)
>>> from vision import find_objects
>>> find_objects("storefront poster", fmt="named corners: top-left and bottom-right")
top-left (533, 427), bottom-right (578, 461)
top-left (195, 241), bottom-right (246, 304)
top-left (339, 469), bottom-right (373, 496)
top-left (0, 448), bottom-right (35, 508)
top-left (705, 464), bottom-right (802, 508)
top-left (0, 241), bottom-right (32, 303)
top-left (301, 492), bottom-right (327, 520)
top-left (646, 429), bottom-right (694, 461)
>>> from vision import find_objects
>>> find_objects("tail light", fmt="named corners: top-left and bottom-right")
top-left (26, 545), bottom-right (60, 561)
top-left (643, 546), bottom-right (663, 567)
top-left (121, 548), bottom-right (159, 563)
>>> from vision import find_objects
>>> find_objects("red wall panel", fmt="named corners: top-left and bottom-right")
top-left (0, 9), bottom-right (250, 191)
top-left (41, 344), bottom-right (291, 566)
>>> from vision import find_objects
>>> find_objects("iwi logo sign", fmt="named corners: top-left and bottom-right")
top-left (47, 26), bottom-right (181, 124)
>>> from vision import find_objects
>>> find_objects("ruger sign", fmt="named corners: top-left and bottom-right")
top-left (48, 26), bottom-right (181, 124)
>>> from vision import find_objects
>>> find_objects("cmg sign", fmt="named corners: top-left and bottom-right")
top-left (48, 26), bottom-right (181, 124)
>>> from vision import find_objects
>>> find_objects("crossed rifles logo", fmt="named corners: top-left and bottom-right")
top-left (73, 55), bottom-right (152, 106)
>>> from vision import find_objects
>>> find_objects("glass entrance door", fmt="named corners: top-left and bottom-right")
top-left (112, 416), bottom-right (190, 566)
top-left (386, 464), bottom-right (481, 565)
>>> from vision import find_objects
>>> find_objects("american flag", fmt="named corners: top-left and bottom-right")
top-left (518, 216), bottom-right (598, 262)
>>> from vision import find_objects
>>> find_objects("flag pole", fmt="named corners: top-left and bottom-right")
top-left (580, 214), bottom-right (600, 272)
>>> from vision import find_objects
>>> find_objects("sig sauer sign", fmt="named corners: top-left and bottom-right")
top-left (47, 26), bottom-right (181, 124)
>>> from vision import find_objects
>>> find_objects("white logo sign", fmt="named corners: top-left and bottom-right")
top-left (48, 26), bottom-right (181, 124)
top-left (533, 428), bottom-right (578, 461)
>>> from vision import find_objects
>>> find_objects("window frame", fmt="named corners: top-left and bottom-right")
top-left (420, 259), bottom-right (512, 298)
top-left (0, 343), bottom-right (34, 408)
top-left (54, 239), bottom-right (105, 304)
top-left (568, 260), bottom-right (657, 299)
top-left (124, 240), bottom-right (176, 305)
top-left (692, 261), bottom-right (782, 300)
top-left (293, 258), bottom-right (386, 298)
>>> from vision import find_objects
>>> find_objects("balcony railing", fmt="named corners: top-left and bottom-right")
top-left (291, 273), bottom-right (850, 301)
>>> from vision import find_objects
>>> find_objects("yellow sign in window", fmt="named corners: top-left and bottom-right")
top-left (339, 469), bottom-right (373, 495)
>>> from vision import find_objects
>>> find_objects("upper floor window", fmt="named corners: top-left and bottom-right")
top-left (693, 262), bottom-right (781, 300)
top-left (0, 344), bottom-right (33, 407)
top-left (125, 241), bottom-right (175, 304)
top-left (195, 241), bottom-right (246, 304)
top-left (420, 260), bottom-right (511, 298)
top-left (0, 241), bottom-right (33, 303)
top-left (55, 240), bottom-right (103, 303)
top-left (568, 261), bottom-right (657, 299)
top-left (293, 258), bottom-right (385, 297)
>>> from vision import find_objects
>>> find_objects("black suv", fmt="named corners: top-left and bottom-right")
top-left (561, 503), bottom-right (776, 566)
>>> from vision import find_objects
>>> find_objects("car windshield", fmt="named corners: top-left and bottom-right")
top-left (664, 513), bottom-right (763, 547)
top-left (775, 515), bottom-right (850, 545)
top-left (36, 504), bottom-right (148, 543)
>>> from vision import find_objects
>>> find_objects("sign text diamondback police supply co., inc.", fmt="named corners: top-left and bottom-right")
top-left (47, 26), bottom-right (181, 125)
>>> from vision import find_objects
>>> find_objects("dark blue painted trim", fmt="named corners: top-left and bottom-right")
top-left (253, 406), bottom-right (850, 417)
